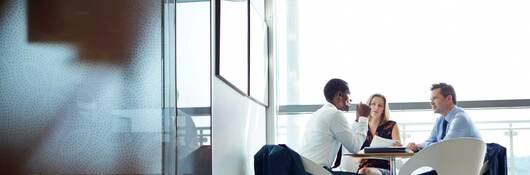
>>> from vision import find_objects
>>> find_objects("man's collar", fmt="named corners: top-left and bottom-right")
top-left (325, 102), bottom-right (337, 110)
top-left (444, 105), bottom-right (459, 121)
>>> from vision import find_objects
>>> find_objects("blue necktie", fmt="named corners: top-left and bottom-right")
top-left (441, 119), bottom-right (448, 139)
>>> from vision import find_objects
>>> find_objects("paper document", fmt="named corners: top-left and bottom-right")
top-left (370, 135), bottom-right (398, 147)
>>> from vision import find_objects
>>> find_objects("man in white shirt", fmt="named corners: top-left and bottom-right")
top-left (299, 78), bottom-right (370, 175)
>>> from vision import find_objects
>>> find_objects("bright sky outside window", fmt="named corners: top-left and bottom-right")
top-left (277, 0), bottom-right (530, 105)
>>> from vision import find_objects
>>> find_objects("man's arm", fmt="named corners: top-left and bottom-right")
top-left (334, 117), bottom-right (368, 153)
top-left (332, 103), bottom-right (370, 153)
top-left (418, 118), bottom-right (440, 149)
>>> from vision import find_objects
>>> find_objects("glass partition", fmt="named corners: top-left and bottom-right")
top-left (1, 0), bottom-right (164, 174)
top-left (176, 1), bottom-right (212, 175)
top-left (274, 1), bottom-right (530, 174)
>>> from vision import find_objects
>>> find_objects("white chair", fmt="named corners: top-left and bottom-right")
top-left (398, 138), bottom-right (486, 175)
top-left (300, 155), bottom-right (333, 175)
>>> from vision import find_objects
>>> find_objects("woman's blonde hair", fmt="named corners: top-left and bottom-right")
top-left (367, 93), bottom-right (390, 125)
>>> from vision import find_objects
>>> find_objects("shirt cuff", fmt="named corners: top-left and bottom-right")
top-left (354, 117), bottom-right (369, 134)
top-left (358, 117), bottom-right (368, 123)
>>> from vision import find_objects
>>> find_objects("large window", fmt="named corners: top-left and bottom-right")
top-left (274, 1), bottom-right (530, 174)
top-left (276, 0), bottom-right (530, 105)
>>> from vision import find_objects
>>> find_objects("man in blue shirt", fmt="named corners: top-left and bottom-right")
top-left (408, 83), bottom-right (482, 152)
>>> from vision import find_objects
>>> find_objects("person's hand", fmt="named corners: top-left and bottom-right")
top-left (356, 102), bottom-right (370, 120)
top-left (407, 142), bottom-right (419, 152)
top-left (392, 140), bottom-right (403, 147)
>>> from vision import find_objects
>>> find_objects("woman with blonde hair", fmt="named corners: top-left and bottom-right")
top-left (358, 93), bottom-right (401, 175)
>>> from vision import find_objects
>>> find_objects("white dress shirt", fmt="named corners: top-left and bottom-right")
top-left (299, 102), bottom-right (369, 168)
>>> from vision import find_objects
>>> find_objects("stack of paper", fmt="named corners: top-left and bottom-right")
top-left (370, 135), bottom-right (398, 147)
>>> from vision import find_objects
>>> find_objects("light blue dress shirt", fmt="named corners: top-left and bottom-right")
top-left (420, 105), bottom-right (482, 149)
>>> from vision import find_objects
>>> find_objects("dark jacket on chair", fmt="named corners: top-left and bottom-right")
top-left (482, 143), bottom-right (507, 175)
top-left (254, 144), bottom-right (309, 175)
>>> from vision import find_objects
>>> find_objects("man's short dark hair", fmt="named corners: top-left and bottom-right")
top-left (324, 78), bottom-right (349, 103)
top-left (431, 83), bottom-right (457, 104)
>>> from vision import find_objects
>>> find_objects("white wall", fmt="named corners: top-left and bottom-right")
top-left (212, 78), bottom-right (267, 175)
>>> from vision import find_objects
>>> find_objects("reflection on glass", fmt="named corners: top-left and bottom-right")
top-left (176, 109), bottom-right (199, 174)
top-left (176, 1), bottom-right (211, 175)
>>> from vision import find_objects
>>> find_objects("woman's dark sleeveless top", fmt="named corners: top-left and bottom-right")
top-left (358, 120), bottom-right (397, 171)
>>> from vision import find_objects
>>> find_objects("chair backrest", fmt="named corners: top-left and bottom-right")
top-left (300, 155), bottom-right (333, 175)
top-left (399, 138), bottom-right (486, 175)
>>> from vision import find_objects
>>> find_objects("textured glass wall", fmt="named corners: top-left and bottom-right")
top-left (0, 0), bottom-right (163, 174)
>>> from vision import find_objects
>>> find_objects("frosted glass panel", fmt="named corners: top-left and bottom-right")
top-left (0, 0), bottom-right (163, 174)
